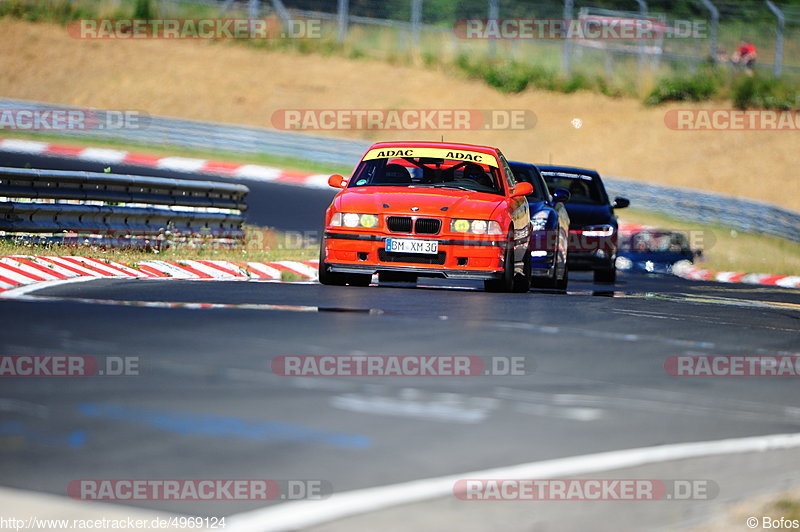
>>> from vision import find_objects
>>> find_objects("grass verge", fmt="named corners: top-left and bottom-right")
top-left (619, 208), bottom-right (800, 276)
top-left (0, 226), bottom-right (318, 264)
top-left (0, 131), bottom-right (352, 177)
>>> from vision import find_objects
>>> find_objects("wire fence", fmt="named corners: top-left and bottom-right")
top-left (200, 0), bottom-right (800, 82)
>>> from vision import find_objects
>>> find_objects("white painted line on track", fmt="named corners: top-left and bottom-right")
top-left (0, 276), bottom-right (100, 297)
top-left (225, 431), bottom-right (800, 532)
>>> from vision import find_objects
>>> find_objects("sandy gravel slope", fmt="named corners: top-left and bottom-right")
top-left (1, 19), bottom-right (796, 210)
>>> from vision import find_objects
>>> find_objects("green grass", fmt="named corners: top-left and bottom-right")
top-left (772, 498), bottom-right (800, 521)
top-left (732, 75), bottom-right (798, 110)
top-left (0, 130), bottom-right (351, 177)
top-left (4, 0), bottom-right (799, 106)
top-left (644, 67), bottom-right (722, 105)
top-left (0, 226), bottom-right (317, 263)
top-left (620, 208), bottom-right (800, 276)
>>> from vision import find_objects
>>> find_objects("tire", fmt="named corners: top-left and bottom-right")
top-left (318, 240), bottom-right (372, 287)
top-left (555, 267), bottom-right (569, 292)
top-left (484, 245), bottom-right (515, 293)
top-left (318, 241), bottom-right (348, 286)
top-left (532, 266), bottom-right (557, 289)
top-left (594, 267), bottom-right (616, 284)
top-left (512, 245), bottom-right (531, 293)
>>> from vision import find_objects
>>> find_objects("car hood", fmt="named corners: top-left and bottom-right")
top-left (564, 202), bottom-right (614, 228)
top-left (335, 187), bottom-right (504, 219)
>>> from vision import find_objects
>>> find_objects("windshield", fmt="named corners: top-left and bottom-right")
top-left (541, 170), bottom-right (606, 205)
top-left (508, 164), bottom-right (547, 201)
top-left (348, 157), bottom-right (503, 195)
top-left (621, 231), bottom-right (692, 253)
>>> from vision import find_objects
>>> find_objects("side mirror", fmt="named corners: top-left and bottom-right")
top-left (694, 249), bottom-right (703, 258)
top-left (511, 182), bottom-right (533, 197)
top-left (613, 197), bottom-right (630, 209)
top-left (551, 187), bottom-right (570, 203)
top-left (328, 174), bottom-right (347, 189)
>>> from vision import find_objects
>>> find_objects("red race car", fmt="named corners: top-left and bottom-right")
top-left (319, 141), bottom-right (534, 292)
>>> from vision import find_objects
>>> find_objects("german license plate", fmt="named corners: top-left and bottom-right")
top-left (385, 238), bottom-right (438, 254)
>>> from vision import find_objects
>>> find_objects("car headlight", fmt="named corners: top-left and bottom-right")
top-left (450, 219), bottom-right (503, 235)
top-left (531, 211), bottom-right (549, 232)
top-left (359, 214), bottom-right (378, 228)
top-left (615, 256), bottom-right (632, 270)
top-left (580, 224), bottom-right (615, 237)
top-left (330, 213), bottom-right (378, 229)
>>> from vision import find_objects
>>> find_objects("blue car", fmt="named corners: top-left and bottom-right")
top-left (509, 162), bottom-right (570, 290)
top-left (616, 228), bottom-right (700, 274)
top-left (537, 165), bottom-right (630, 284)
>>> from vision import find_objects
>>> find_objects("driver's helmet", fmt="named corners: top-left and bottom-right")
top-left (462, 162), bottom-right (493, 188)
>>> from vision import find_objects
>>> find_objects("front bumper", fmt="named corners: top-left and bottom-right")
top-left (323, 231), bottom-right (507, 280)
top-left (567, 250), bottom-right (614, 270)
top-left (567, 231), bottom-right (616, 271)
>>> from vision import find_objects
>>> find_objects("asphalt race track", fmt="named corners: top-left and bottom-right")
top-left (1, 151), bottom-right (799, 530)
top-left (1, 273), bottom-right (799, 517)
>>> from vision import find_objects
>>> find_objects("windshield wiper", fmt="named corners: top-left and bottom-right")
top-left (428, 184), bottom-right (475, 191)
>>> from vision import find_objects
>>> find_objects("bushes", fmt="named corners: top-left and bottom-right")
top-left (132, 0), bottom-right (153, 21)
top-left (732, 76), bottom-right (796, 109)
top-left (644, 68), bottom-right (798, 108)
top-left (454, 55), bottom-right (621, 95)
top-left (0, 0), bottom-right (92, 23)
top-left (455, 56), bottom-right (559, 93)
top-left (645, 70), bottom-right (720, 105)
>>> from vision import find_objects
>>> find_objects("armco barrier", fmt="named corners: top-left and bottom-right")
top-left (0, 98), bottom-right (368, 168)
top-left (603, 176), bottom-right (800, 244)
top-left (0, 166), bottom-right (248, 239)
top-left (1, 98), bottom-right (798, 243)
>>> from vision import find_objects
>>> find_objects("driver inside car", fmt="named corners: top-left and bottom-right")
top-left (461, 162), bottom-right (494, 189)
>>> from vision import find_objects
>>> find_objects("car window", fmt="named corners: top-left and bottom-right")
top-left (508, 164), bottom-right (546, 201)
top-left (540, 170), bottom-right (607, 205)
top-left (348, 157), bottom-right (503, 195)
top-left (498, 154), bottom-right (516, 190)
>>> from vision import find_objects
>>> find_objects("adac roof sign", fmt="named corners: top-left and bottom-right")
top-left (363, 147), bottom-right (498, 168)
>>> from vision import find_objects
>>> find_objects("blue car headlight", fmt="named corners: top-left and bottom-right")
top-left (531, 211), bottom-right (549, 232)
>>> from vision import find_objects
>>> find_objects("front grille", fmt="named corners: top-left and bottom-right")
top-left (387, 216), bottom-right (413, 233)
top-left (379, 250), bottom-right (447, 265)
top-left (414, 218), bottom-right (441, 235)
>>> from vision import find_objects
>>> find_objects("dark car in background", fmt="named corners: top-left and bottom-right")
top-left (538, 165), bottom-right (629, 283)
top-left (616, 227), bottom-right (701, 274)
top-left (509, 162), bottom-right (570, 290)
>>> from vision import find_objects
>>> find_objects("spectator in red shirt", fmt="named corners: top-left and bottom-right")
top-left (732, 39), bottom-right (757, 75)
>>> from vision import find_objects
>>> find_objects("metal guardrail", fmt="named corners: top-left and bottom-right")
top-left (0, 98), bottom-right (368, 168)
top-left (604, 177), bottom-right (800, 244)
top-left (0, 166), bottom-right (248, 240)
top-left (1, 98), bottom-right (797, 243)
